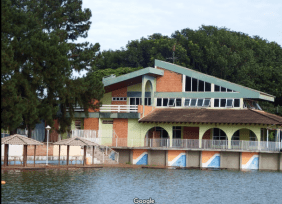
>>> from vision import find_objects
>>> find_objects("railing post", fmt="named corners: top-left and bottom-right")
top-left (116, 138), bottom-right (117, 147)
top-left (150, 139), bottom-right (152, 147)
top-left (267, 129), bottom-right (269, 149)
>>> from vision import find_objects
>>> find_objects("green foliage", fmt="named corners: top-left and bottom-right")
top-left (1, 0), bottom-right (103, 136)
top-left (93, 25), bottom-right (282, 115)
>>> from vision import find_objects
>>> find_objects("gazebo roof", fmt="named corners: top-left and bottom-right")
top-left (1, 134), bottom-right (44, 145)
top-left (53, 137), bottom-right (98, 146)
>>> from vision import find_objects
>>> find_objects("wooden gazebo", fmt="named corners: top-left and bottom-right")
top-left (53, 137), bottom-right (98, 166)
top-left (1, 134), bottom-right (44, 167)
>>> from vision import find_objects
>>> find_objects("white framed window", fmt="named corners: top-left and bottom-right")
top-left (213, 128), bottom-right (227, 140)
top-left (214, 85), bottom-right (236, 92)
top-left (130, 97), bottom-right (151, 105)
top-left (185, 76), bottom-right (211, 92)
top-left (214, 98), bottom-right (240, 108)
top-left (112, 97), bottom-right (127, 101)
top-left (184, 99), bottom-right (191, 107)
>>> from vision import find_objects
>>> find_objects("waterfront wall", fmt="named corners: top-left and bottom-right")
top-left (113, 148), bottom-right (282, 171)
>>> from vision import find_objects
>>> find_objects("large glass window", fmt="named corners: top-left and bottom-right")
top-left (199, 80), bottom-right (205, 92)
top-left (205, 82), bottom-right (211, 92)
top-left (213, 128), bottom-right (227, 140)
top-left (232, 130), bottom-right (240, 140)
top-left (185, 76), bottom-right (191, 91)
top-left (173, 126), bottom-right (181, 139)
top-left (185, 76), bottom-right (211, 92)
top-left (192, 78), bottom-right (198, 92)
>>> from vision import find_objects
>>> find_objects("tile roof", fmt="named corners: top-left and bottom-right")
top-left (1, 134), bottom-right (44, 145)
top-left (138, 108), bottom-right (282, 125)
top-left (53, 137), bottom-right (98, 146)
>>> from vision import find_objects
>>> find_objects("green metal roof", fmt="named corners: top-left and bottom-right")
top-left (102, 67), bottom-right (164, 87)
top-left (155, 60), bottom-right (275, 102)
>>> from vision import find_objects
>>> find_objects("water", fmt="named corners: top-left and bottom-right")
top-left (1, 168), bottom-right (282, 204)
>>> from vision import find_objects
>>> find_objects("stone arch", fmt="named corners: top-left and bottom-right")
top-left (231, 128), bottom-right (258, 141)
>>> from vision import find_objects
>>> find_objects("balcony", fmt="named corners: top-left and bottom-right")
top-left (99, 105), bottom-right (140, 119)
top-left (109, 138), bottom-right (281, 152)
top-left (100, 105), bottom-right (138, 113)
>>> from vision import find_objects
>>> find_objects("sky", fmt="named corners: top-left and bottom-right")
top-left (75, 0), bottom-right (282, 76)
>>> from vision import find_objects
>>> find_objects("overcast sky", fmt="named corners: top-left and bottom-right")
top-left (75, 0), bottom-right (281, 76)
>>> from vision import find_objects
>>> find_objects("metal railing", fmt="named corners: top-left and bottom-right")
top-left (100, 105), bottom-right (138, 113)
top-left (109, 138), bottom-right (281, 152)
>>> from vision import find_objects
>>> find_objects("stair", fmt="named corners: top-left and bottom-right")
top-left (86, 147), bottom-right (118, 164)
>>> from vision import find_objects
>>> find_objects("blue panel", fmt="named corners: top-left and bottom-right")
top-left (248, 157), bottom-right (259, 169)
top-left (136, 154), bottom-right (148, 165)
top-left (127, 92), bottom-right (151, 97)
top-left (207, 156), bottom-right (220, 168)
top-left (171, 155), bottom-right (186, 167)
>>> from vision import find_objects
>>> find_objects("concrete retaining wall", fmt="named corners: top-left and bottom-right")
top-left (114, 148), bottom-right (282, 171)
top-left (221, 152), bottom-right (240, 170)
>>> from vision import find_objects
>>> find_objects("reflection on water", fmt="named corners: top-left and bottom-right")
top-left (1, 168), bottom-right (282, 204)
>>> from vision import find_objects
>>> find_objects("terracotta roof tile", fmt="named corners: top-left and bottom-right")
top-left (139, 108), bottom-right (282, 125)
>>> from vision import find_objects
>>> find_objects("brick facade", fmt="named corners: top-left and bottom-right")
top-left (84, 118), bottom-right (99, 130)
top-left (27, 143), bottom-right (53, 156)
top-left (203, 129), bottom-right (211, 140)
top-left (112, 87), bottom-right (127, 105)
top-left (113, 119), bottom-right (128, 146)
top-left (183, 127), bottom-right (199, 139)
top-left (156, 67), bottom-right (182, 92)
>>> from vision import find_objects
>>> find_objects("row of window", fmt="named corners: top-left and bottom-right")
top-left (112, 97), bottom-right (244, 108)
top-left (185, 76), bottom-right (237, 92)
top-left (185, 76), bottom-right (211, 92)
top-left (130, 97), bottom-right (151, 106)
top-left (214, 85), bottom-right (236, 92)
top-left (112, 97), bottom-right (127, 101)
top-left (184, 98), bottom-right (211, 107)
top-left (156, 98), bottom-right (182, 107)
top-left (214, 99), bottom-right (240, 108)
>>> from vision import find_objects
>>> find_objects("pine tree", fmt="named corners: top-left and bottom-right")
top-left (1, 0), bottom-right (104, 137)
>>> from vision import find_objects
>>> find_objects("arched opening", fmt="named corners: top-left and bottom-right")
top-left (231, 128), bottom-right (258, 149)
top-left (231, 129), bottom-right (257, 141)
top-left (145, 127), bottom-right (169, 147)
top-left (202, 128), bottom-right (228, 149)
top-left (144, 80), bottom-right (153, 106)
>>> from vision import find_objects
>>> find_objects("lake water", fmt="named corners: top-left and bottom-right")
top-left (1, 168), bottom-right (282, 204)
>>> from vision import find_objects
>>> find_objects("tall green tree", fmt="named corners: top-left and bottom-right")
top-left (1, 0), bottom-right (104, 137)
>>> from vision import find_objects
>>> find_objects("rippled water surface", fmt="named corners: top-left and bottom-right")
top-left (1, 168), bottom-right (282, 204)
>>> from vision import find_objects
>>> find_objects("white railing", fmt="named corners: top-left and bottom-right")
top-left (100, 105), bottom-right (138, 113)
top-left (108, 138), bottom-right (281, 152)
top-left (71, 130), bottom-right (98, 139)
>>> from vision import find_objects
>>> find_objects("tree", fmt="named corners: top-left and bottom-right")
top-left (1, 0), bottom-right (104, 137)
